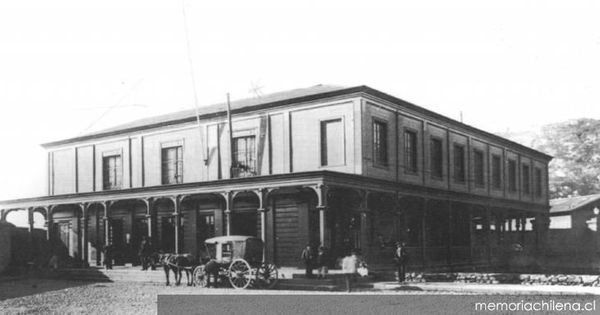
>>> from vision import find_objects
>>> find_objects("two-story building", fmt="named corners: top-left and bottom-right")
top-left (0, 84), bottom-right (552, 270)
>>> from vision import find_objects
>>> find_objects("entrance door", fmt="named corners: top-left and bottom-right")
top-left (161, 216), bottom-right (175, 253)
top-left (109, 219), bottom-right (124, 264)
top-left (196, 213), bottom-right (215, 260)
top-left (132, 217), bottom-right (148, 265)
top-left (55, 221), bottom-right (71, 258)
top-left (230, 211), bottom-right (258, 237)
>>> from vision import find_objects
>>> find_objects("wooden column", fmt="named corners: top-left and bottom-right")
top-left (357, 190), bottom-right (370, 258)
top-left (467, 204), bottom-right (474, 265)
top-left (27, 207), bottom-right (34, 262)
top-left (172, 196), bottom-right (181, 254)
top-left (221, 191), bottom-right (233, 236)
top-left (102, 202), bottom-right (110, 246)
top-left (46, 206), bottom-right (53, 242)
top-left (447, 201), bottom-right (453, 269)
top-left (421, 199), bottom-right (428, 269)
top-left (27, 207), bottom-right (34, 233)
top-left (486, 205), bottom-right (492, 266)
top-left (144, 198), bottom-right (153, 241)
top-left (308, 184), bottom-right (329, 247)
top-left (254, 188), bottom-right (271, 244)
top-left (80, 203), bottom-right (89, 265)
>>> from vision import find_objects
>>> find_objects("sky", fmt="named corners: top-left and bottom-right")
top-left (0, 0), bottom-right (599, 203)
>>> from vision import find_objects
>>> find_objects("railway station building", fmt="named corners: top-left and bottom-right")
top-left (0, 85), bottom-right (552, 270)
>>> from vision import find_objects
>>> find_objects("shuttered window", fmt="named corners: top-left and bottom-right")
top-left (102, 155), bottom-right (122, 190)
top-left (232, 136), bottom-right (256, 177)
top-left (453, 144), bottom-right (466, 183)
top-left (473, 149), bottom-right (485, 187)
top-left (373, 120), bottom-right (388, 166)
top-left (430, 137), bottom-right (443, 179)
top-left (404, 129), bottom-right (418, 173)
top-left (534, 167), bottom-right (543, 197)
top-left (161, 146), bottom-right (183, 184)
top-left (508, 159), bottom-right (517, 192)
top-left (522, 164), bottom-right (531, 195)
top-left (320, 119), bottom-right (344, 166)
top-left (491, 155), bottom-right (502, 189)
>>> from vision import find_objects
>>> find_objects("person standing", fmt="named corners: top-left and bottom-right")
top-left (103, 243), bottom-right (114, 270)
top-left (316, 246), bottom-right (329, 279)
top-left (300, 244), bottom-right (314, 278)
top-left (138, 236), bottom-right (151, 270)
top-left (341, 250), bottom-right (359, 292)
top-left (394, 242), bottom-right (408, 283)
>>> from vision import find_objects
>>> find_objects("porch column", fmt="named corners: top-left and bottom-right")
top-left (102, 202), bottom-right (110, 246)
top-left (447, 201), bottom-right (453, 268)
top-left (221, 191), bottom-right (233, 236)
top-left (27, 207), bottom-right (34, 233)
top-left (143, 198), bottom-right (153, 240)
top-left (485, 205), bottom-right (492, 266)
top-left (421, 199), bottom-right (428, 269)
top-left (307, 184), bottom-right (328, 247)
top-left (357, 190), bottom-right (370, 258)
top-left (172, 196), bottom-right (182, 254)
top-left (46, 206), bottom-right (53, 242)
top-left (520, 215), bottom-right (527, 244)
top-left (534, 213), bottom-right (550, 257)
top-left (253, 188), bottom-right (271, 243)
top-left (467, 204), bottom-right (474, 265)
top-left (27, 207), bottom-right (34, 262)
top-left (80, 203), bottom-right (89, 265)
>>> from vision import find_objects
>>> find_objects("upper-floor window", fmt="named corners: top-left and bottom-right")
top-left (232, 136), bottom-right (256, 178)
top-left (373, 120), bottom-right (388, 166)
top-left (522, 164), bottom-right (531, 195)
top-left (491, 154), bottom-right (502, 189)
top-left (404, 129), bottom-right (418, 173)
top-left (473, 149), bottom-right (485, 187)
top-left (161, 146), bottom-right (183, 184)
top-left (508, 159), bottom-right (517, 192)
top-left (102, 155), bottom-right (122, 190)
top-left (320, 118), bottom-right (344, 166)
top-left (430, 137), bottom-right (443, 179)
top-left (534, 167), bottom-right (543, 197)
top-left (453, 144), bottom-right (466, 183)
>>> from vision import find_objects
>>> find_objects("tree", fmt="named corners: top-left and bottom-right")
top-left (533, 118), bottom-right (600, 199)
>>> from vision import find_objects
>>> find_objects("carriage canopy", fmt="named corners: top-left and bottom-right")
top-left (204, 235), bottom-right (263, 265)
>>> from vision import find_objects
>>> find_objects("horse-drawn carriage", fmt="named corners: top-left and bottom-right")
top-left (192, 235), bottom-right (279, 289)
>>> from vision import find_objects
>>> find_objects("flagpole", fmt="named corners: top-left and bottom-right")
top-left (227, 93), bottom-right (234, 178)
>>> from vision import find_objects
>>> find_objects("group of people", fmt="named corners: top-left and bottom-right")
top-left (300, 244), bottom-right (368, 292)
top-left (300, 241), bottom-right (409, 291)
top-left (300, 244), bottom-right (330, 279)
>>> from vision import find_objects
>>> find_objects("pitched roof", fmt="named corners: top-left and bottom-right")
top-left (549, 194), bottom-right (600, 214)
top-left (39, 84), bottom-right (553, 160)
top-left (90, 84), bottom-right (346, 136)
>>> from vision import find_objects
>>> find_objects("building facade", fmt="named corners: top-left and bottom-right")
top-left (0, 85), bottom-right (552, 269)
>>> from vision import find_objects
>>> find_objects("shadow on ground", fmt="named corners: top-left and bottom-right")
top-left (0, 268), bottom-right (111, 301)
top-left (394, 285), bottom-right (424, 291)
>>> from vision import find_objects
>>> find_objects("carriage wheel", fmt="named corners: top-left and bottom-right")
top-left (193, 265), bottom-right (208, 288)
top-left (228, 259), bottom-right (253, 289)
top-left (256, 262), bottom-right (279, 289)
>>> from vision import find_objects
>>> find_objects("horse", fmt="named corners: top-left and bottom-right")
top-left (158, 253), bottom-right (195, 286)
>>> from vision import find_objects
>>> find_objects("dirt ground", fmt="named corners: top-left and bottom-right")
top-left (0, 278), bottom-right (466, 314)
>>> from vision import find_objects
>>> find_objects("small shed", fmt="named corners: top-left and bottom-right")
top-left (547, 194), bottom-right (600, 272)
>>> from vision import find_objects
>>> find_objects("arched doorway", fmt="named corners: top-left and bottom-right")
top-left (230, 191), bottom-right (259, 237)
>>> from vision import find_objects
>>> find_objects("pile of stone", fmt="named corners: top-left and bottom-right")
top-left (405, 272), bottom-right (425, 283)
top-left (519, 274), bottom-right (600, 286)
top-left (454, 273), bottom-right (521, 284)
